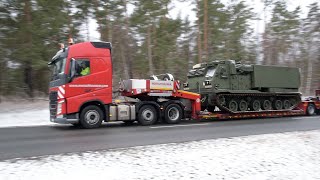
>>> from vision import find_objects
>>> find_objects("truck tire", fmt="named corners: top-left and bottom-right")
top-left (307, 104), bottom-right (316, 116)
top-left (164, 104), bottom-right (183, 124)
top-left (79, 105), bottom-right (103, 129)
top-left (138, 105), bottom-right (158, 126)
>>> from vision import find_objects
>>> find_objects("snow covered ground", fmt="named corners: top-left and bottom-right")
top-left (0, 101), bottom-right (53, 128)
top-left (1, 101), bottom-right (320, 179)
top-left (1, 130), bottom-right (320, 180)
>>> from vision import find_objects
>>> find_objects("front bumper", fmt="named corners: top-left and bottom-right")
top-left (50, 116), bottom-right (79, 124)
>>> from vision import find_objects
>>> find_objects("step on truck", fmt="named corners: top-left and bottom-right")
top-left (48, 41), bottom-right (201, 128)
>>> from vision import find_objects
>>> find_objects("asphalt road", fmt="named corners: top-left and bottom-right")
top-left (0, 116), bottom-right (319, 161)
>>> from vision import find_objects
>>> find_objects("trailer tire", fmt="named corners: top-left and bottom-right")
top-left (79, 105), bottom-right (103, 129)
top-left (164, 104), bottom-right (182, 124)
top-left (307, 104), bottom-right (316, 116)
top-left (138, 105), bottom-right (158, 126)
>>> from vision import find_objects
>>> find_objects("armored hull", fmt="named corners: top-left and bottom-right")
top-left (184, 60), bottom-right (301, 113)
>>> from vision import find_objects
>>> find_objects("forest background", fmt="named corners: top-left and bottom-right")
top-left (0, 0), bottom-right (319, 101)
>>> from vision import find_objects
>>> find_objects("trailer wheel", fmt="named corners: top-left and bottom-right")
top-left (138, 105), bottom-right (158, 125)
top-left (307, 104), bottom-right (316, 116)
top-left (79, 105), bottom-right (103, 129)
top-left (164, 104), bottom-right (183, 124)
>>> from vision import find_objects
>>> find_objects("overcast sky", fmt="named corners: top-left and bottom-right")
top-left (87, 0), bottom-right (318, 41)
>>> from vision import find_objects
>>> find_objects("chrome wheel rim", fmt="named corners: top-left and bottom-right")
top-left (85, 110), bottom-right (100, 125)
top-left (308, 105), bottom-right (315, 115)
top-left (142, 109), bottom-right (154, 122)
top-left (168, 107), bottom-right (179, 121)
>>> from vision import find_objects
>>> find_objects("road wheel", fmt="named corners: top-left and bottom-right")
top-left (80, 105), bottom-right (103, 129)
top-left (239, 100), bottom-right (248, 112)
top-left (250, 100), bottom-right (260, 111)
top-left (273, 100), bottom-right (283, 110)
top-left (228, 99), bottom-right (238, 112)
top-left (138, 105), bottom-right (158, 126)
top-left (164, 104), bottom-right (183, 124)
top-left (307, 104), bottom-right (316, 116)
top-left (262, 100), bottom-right (272, 110)
top-left (283, 100), bottom-right (291, 110)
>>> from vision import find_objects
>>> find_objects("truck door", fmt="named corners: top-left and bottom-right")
top-left (66, 57), bottom-right (112, 114)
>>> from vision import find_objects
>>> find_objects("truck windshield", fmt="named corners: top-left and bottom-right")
top-left (205, 67), bottom-right (216, 77)
top-left (53, 57), bottom-right (66, 75)
top-left (48, 48), bottom-right (68, 80)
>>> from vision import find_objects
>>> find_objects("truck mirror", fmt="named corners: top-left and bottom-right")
top-left (69, 58), bottom-right (76, 82)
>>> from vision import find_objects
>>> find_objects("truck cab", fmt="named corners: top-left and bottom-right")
top-left (48, 42), bottom-right (113, 127)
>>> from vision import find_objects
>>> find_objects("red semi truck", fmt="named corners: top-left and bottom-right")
top-left (48, 41), bottom-right (201, 128)
top-left (48, 41), bottom-right (318, 129)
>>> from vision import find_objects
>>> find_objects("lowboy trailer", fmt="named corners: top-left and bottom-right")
top-left (48, 41), bottom-right (317, 129)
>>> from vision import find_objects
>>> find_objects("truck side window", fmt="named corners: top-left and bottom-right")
top-left (75, 59), bottom-right (90, 76)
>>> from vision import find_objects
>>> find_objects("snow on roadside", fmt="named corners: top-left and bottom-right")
top-left (0, 109), bottom-right (53, 128)
top-left (0, 101), bottom-right (54, 127)
top-left (1, 130), bottom-right (320, 180)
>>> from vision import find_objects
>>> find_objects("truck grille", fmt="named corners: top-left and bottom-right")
top-left (49, 91), bottom-right (58, 118)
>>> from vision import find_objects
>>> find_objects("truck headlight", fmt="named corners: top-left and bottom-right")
top-left (57, 100), bottom-right (65, 115)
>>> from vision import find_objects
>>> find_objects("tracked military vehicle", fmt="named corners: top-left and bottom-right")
top-left (183, 60), bottom-right (301, 113)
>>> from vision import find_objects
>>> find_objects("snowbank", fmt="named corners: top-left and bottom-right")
top-left (0, 109), bottom-right (53, 128)
top-left (1, 130), bottom-right (320, 180)
top-left (0, 101), bottom-right (54, 127)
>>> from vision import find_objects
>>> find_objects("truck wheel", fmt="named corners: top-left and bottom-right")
top-left (138, 105), bottom-right (158, 125)
top-left (307, 104), bottom-right (316, 116)
top-left (79, 105), bottom-right (103, 129)
top-left (164, 104), bottom-right (183, 124)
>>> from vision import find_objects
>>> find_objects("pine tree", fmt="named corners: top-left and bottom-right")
top-left (224, 0), bottom-right (255, 61)
top-left (301, 2), bottom-right (320, 95)
top-left (263, 1), bottom-right (300, 66)
top-left (130, 0), bottom-right (171, 76)
top-left (1, 0), bottom-right (82, 98)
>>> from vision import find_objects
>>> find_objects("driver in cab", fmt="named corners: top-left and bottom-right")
top-left (80, 61), bottom-right (90, 76)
